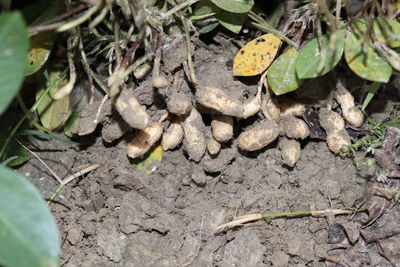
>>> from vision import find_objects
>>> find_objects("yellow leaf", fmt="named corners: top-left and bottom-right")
top-left (136, 145), bottom-right (163, 174)
top-left (233, 33), bottom-right (281, 76)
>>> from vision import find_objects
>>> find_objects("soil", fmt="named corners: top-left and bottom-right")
top-left (18, 136), bottom-right (394, 266)
top-left (16, 38), bottom-right (400, 267)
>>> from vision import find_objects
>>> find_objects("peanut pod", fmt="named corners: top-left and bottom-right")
top-left (116, 89), bottom-right (150, 130)
top-left (127, 121), bottom-right (164, 158)
top-left (238, 120), bottom-right (279, 151)
top-left (279, 116), bottom-right (309, 139)
top-left (161, 118), bottom-right (184, 150)
top-left (279, 137), bottom-right (301, 167)
top-left (196, 86), bottom-right (244, 117)
top-left (211, 115), bottom-right (233, 143)
top-left (182, 107), bottom-right (206, 162)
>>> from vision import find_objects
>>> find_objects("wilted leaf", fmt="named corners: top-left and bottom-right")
top-left (211, 0), bottom-right (254, 13)
top-left (0, 130), bottom-right (28, 166)
top-left (135, 145), bottom-right (163, 174)
top-left (345, 21), bottom-right (392, 83)
top-left (267, 47), bottom-right (301, 95)
top-left (233, 33), bottom-right (281, 76)
top-left (26, 1), bottom-right (64, 76)
top-left (0, 12), bottom-right (29, 114)
top-left (373, 17), bottom-right (400, 48)
top-left (296, 30), bottom-right (345, 79)
top-left (26, 31), bottom-right (56, 76)
top-left (36, 70), bottom-right (70, 130)
top-left (0, 165), bottom-right (60, 267)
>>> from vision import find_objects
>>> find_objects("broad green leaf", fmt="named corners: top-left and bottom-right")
top-left (63, 110), bottom-right (81, 138)
top-left (0, 12), bottom-right (29, 114)
top-left (268, 47), bottom-right (301, 95)
top-left (26, 1), bottom-right (64, 76)
top-left (345, 22), bottom-right (392, 83)
top-left (296, 30), bottom-right (345, 79)
top-left (215, 8), bottom-right (246, 33)
top-left (0, 165), bottom-right (60, 267)
top-left (135, 145), bottom-right (163, 174)
top-left (190, 0), bottom-right (216, 20)
top-left (0, 130), bottom-right (28, 166)
top-left (211, 0), bottom-right (254, 13)
top-left (373, 17), bottom-right (400, 48)
top-left (36, 70), bottom-right (71, 130)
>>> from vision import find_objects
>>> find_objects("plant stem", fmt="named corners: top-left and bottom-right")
top-left (250, 22), bottom-right (297, 48)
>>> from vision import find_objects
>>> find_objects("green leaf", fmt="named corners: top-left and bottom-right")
top-left (211, 0), bottom-right (254, 13)
top-left (268, 47), bottom-right (302, 95)
top-left (190, 0), bottom-right (216, 20)
top-left (17, 129), bottom-right (79, 145)
top-left (135, 145), bottom-right (163, 174)
top-left (63, 110), bottom-right (81, 138)
top-left (36, 70), bottom-right (71, 130)
top-left (198, 22), bottom-right (219, 34)
top-left (0, 12), bottom-right (29, 114)
top-left (373, 17), bottom-right (400, 48)
top-left (361, 82), bottom-right (381, 111)
top-left (296, 30), bottom-right (345, 79)
top-left (0, 165), bottom-right (60, 267)
top-left (345, 22), bottom-right (392, 83)
top-left (215, 8), bottom-right (246, 33)
top-left (0, 130), bottom-right (28, 167)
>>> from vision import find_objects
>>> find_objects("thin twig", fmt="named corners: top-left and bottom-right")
top-left (18, 141), bottom-right (63, 184)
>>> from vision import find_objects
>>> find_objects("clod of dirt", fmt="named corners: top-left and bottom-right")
top-left (119, 190), bottom-right (178, 235)
top-left (182, 106), bottom-right (206, 162)
top-left (220, 229), bottom-right (265, 267)
top-left (162, 35), bottom-right (187, 73)
top-left (72, 98), bottom-right (111, 135)
top-left (122, 231), bottom-right (178, 266)
top-left (166, 91), bottom-right (191, 116)
top-left (115, 89), bottom-right (150, 130)
top-left (101, 115), bottom-right (130, 143)
top-left (191, 169), bottom-right (207, 187)
top-left (379, 237), bottom-right (400, 265)
top-left (238, 119), bottom-right (279, 151)
top-left (200, 144), bottom-right (237, 173)
top-left (374, 126), bottom-right (400, 177)
top-left (96, 218), bottom-right (125, 262)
